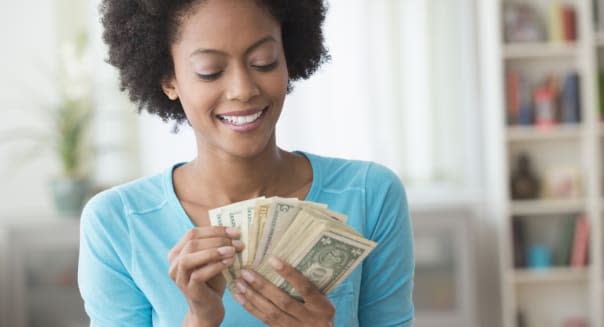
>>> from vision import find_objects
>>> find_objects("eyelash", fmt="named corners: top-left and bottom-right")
top-left (197, 61), bottom-right (279, 81)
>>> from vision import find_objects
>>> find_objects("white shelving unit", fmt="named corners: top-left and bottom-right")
top-left (486, 0), bottom-right (604, 326)
top-left (503, 42), bottom-right (578, 59)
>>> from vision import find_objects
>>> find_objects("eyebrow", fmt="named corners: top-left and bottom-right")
top-left (189, 35), bottom-right (277, 57)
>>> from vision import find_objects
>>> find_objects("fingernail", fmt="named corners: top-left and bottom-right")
top-left (236, 281), bottom-right (247, 294)
top-left (226, 227), bottom-right (240, 237)
top-left (234, 292), bottom-right (246, 304)
top-left (241, 269), bottom-right (255, 283)
top-left (222, 257), bottom-right (235, 265)
top-left (232, 240), bottom-right (244, 249)
top-left (269, 257), bottom-right (284, 271)
top-left (217, 246), bottom-right (235, 256)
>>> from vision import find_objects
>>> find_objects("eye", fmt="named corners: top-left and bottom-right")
top-left (252, 61), bottom-right (278, 72)
top-left (197, 71), bottom-right (223, 81)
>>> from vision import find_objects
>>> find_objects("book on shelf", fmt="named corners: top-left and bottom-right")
top-left (554, 216), bottom-right (576, 266)
top-left (548, 3), bottom-right (563, 42)
top-left (506, 70), bottom-right (533, 125)
top-left (503, 3), bottom-right (544, 43)
top-left (505, 70), bottom-right (580, 127)
top-left (513, 218), bottom-right (526, 268)
top-left (561, 6), bottom-right (577, 42)
top-left (548, 3), bottom-right (577, 43)
top-left (570, 215), bottom-right (589, 267)
top-left (599, 70), bottom-right (604, 119)
top-left (561, 72), bottom-right (580, 123)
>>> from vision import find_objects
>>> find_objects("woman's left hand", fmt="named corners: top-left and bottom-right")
top-left (233, 257), bottom-right (335, 327)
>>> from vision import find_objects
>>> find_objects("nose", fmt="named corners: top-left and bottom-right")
top-left (225, 65), bottom-right (260, 103)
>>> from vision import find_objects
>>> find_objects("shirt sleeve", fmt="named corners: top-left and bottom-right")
top-left (359, 163), bottom-right (414, 327)
top-left (78, 190), bottom-right (152, 327)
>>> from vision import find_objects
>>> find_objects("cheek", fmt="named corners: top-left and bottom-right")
top-left (262, 69), bottom-right (289, 102)
top-left (179, 83), bottom-right (222, 119)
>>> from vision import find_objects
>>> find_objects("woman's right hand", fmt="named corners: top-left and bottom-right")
top-left (168, 226), bottom-right (243, 327)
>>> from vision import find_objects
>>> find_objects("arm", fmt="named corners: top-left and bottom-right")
top-left (77, 191), bottom-right (152, 327)
top-left (359, 164), bottom-right (414, 327)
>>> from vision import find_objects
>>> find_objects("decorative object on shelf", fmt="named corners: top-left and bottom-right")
top-left (534, 86), bottom-right (557, 127)
top-left (0, 31), bottom-right (94, 217)
top-left (562, 317), bottom-right (587, 327)
top-left (543, 165), bottom-right (582, 199)
top-left (516, 310), bottom-right (527, 327)
top-left (504, 3), bottom-right (545, 43)
top-left (527, 244), bottom-right (552, 269)
top-left (510, 153), bottom-right (540, 199)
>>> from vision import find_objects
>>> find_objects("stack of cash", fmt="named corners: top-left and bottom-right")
top-left (209, 197), bottom-right (376, 298)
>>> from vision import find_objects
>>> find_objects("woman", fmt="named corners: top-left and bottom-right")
top-left (78, 0), bottom-right (414, 326)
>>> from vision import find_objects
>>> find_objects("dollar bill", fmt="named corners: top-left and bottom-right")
top-left (279, 231), bottom-right (375, 296)
top-left (209, 196), bottom-right (376, 297)
top-left (208, 197), bottom-right (262, 283)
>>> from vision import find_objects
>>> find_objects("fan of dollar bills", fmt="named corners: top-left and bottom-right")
top-left (209, 197), bottom-right (376, 298)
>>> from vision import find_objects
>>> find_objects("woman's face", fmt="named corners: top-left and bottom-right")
top-left (164, 0), bottom-right (289, 159)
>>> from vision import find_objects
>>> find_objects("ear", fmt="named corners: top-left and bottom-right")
top-left (161, 78), bottom-right (179, 100)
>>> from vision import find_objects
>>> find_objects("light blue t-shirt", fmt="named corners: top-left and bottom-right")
top-left (78, 152), bottom-right (414, 327)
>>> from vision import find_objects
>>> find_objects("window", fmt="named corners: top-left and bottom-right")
top-left (129, 0), bottom-right (482, 203)
top-left (276, 0), bottom-right (482, 202)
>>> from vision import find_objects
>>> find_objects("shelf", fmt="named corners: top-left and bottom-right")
top-left (506, 124), bottom-right (582, 142)
top-left (510, 198), bottom-right (585, 216)
top-left (512, 267), bottom-right (588, 284)
top-left (503, 42), bottom-right (578, 59)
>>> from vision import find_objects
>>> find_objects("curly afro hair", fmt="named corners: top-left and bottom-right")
top-left (99, 0), bottom-right (330, 123)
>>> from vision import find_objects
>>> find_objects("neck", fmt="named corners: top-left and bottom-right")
top-left (186, 141), bottom-right (290, 206)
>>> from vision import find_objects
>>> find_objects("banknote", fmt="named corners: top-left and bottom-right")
top-left (209, 196), bottom-right (376, 297)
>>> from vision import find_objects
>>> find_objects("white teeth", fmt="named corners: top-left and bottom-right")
top-left (220, 110), bottom-right (263, 126)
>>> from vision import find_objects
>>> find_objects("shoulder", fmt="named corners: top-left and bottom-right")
top-left (81, 167), bottom-right (171, 228)
top-left (303, 151), bottom-right (403, 193)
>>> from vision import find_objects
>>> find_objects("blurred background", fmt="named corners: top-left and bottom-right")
top-left (2, 0), bottom-right (604, 326)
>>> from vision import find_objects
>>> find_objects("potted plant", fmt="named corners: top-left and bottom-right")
top-left (1, 32), bottom-right (94, 216)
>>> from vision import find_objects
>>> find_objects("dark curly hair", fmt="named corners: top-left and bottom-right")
top-left (100, 0), bottom-right (330, 123)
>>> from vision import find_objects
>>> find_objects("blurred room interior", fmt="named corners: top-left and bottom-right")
top-left (2, 0), bottom-right (604, 327)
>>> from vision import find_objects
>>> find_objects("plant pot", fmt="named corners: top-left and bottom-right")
top-left (49, 177), bottom-right (91, 217)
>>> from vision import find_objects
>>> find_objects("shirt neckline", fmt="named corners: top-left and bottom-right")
top-left (163, 151), bottom-right (320, 228)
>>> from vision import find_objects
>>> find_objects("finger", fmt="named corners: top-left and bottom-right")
top-left (188, 257), bottom-right (234, 286)
top-left (168, 227), bottom-right (240, 261)
top-left (174, 255), bottom-right (235, 287)
top-left (234, 280), bottom-right (299, 327)
top-left (176, 237), bottom-right (240, 258)
top-left (269, 257), bottom-right (331, 307)
top-left (239, 269), bottom-right (307, 318)
top-left (169, 246), bottom-right (235, 280)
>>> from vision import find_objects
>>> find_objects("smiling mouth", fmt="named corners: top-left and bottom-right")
top-left (216, 107), bottom-right (268, 126)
